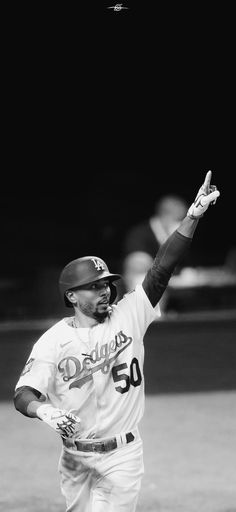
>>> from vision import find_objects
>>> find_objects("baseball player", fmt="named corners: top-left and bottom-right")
top-left (14, 171), bottom-right (220, 512)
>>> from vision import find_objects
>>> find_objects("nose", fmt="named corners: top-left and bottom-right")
top-left (100, 284), bottom-right (110, 297)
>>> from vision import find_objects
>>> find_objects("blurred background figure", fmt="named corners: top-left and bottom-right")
top-left (121, 195), bottom-right (188, 312)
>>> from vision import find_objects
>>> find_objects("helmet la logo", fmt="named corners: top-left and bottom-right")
top-left (91, 258), bottom-right (105, 271)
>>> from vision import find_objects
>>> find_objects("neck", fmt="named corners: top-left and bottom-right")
top-left (73, 311), bottom-right (98, 328)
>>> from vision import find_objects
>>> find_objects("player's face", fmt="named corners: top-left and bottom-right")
top-left (72, 279), bottom-right (111, 321)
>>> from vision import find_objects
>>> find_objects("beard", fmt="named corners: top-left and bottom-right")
top-left (78, 301), bottom-right (110, 323)
top-left (93, 310), bottom-right (109, 322)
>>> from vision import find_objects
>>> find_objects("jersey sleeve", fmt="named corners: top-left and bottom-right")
top-left (15, 334), bottom-right (57, 397)
top-left (115, 283), bottom-right (161, 340)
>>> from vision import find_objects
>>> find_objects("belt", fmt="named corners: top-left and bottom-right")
top-left (64, 431), bottom-right (135, 453)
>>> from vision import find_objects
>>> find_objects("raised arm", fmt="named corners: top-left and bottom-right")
top-left (142, 171), bottom-right (220, 306)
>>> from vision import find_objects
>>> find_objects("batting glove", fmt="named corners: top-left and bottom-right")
top-left (36, 404), bottom-right (82, 439)
top-left (187, 170), bottom-right (220, 219)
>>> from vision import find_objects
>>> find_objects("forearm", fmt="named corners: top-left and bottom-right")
top-left (177, 215), bottom-right (199, 238)
top-left (142, 216), bottom-right (198, 306)
top-left (150, 221), bottom-right (195, 273)
top-left (14, 386), bottom-right (46, 418)
top-left (26, 400), bottom-right (44, 417)
top-left (14, 386), bottom-right (82, 438)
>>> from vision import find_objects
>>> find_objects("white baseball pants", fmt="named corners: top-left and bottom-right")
top-left (58, 434), bottom-right (144, 512)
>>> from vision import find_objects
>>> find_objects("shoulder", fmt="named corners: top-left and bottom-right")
top-left (33, 318), bottom-right (71, 351)
top-left (110, 285), bottom-right (145, 312)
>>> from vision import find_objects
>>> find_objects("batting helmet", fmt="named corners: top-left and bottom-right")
top-left (59, 256), bottom-right (121, 308)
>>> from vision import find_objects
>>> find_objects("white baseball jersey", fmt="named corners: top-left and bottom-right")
top-left (15, 284), bottom-right (160, 438)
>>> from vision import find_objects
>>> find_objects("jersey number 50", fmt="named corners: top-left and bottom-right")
top-left (112, 357), bottom-right (142, 394)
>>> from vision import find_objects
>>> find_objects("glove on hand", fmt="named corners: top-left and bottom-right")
top-left (37, 404), bottom-right (82, 439)
top-left (187, 170), bottom-right (220, 219)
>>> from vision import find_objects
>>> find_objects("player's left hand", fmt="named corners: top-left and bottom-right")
top-left (187, 170), bottom-right (220, 219)
top-left (55, 411), bottom-right (82, 439)
top-left (37, 404), bottom-right (82, 439)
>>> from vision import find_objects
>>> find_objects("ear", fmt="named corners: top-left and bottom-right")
top-left (65, 290), bottom-right (77, 305)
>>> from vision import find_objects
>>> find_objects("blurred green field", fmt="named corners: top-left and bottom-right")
top-left (1, 392), bottom-right (236, 512)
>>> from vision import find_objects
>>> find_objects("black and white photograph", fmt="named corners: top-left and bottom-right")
top-left (1, 3), bottom-right (235, 512)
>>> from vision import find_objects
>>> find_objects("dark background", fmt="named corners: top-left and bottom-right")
top-left (1, 2), bottom-right (235, 319)
top-left (1, 166), bottom-right (233, 273)
top-left (1, 161), bottom-right (234, 319)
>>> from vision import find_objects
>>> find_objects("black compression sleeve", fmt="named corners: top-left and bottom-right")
top-left (14, 386), bottom-right (43, 417)
top-left (142, 230), bottom-right (192, 306)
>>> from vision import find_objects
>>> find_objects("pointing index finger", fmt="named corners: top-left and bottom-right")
top-left (202, 170), bottom-right (212, 193)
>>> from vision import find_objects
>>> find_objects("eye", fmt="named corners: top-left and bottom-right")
top-left (90, 281), bottom-right (110, 290)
